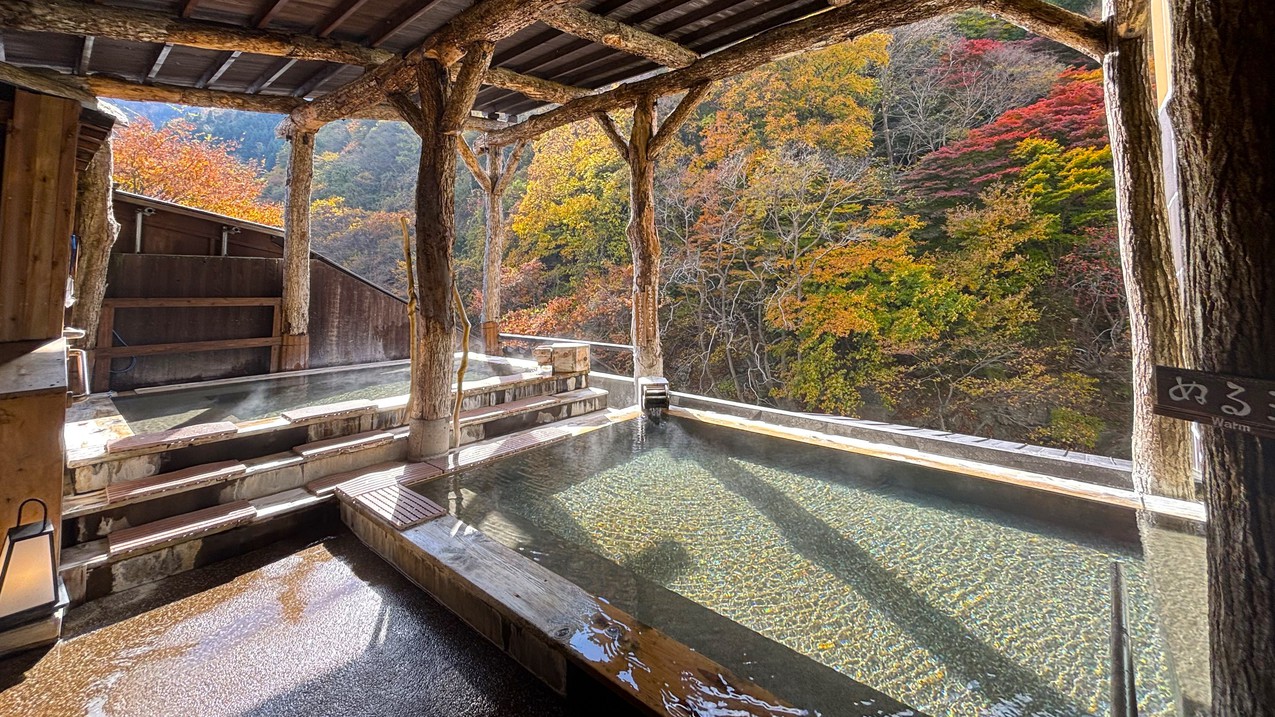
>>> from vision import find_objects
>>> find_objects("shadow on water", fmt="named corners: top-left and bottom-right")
top-left (697, 450), bottom-right (1088, 716)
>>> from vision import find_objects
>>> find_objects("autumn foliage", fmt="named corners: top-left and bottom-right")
top-left (113, 117), bottom-right (283, 226)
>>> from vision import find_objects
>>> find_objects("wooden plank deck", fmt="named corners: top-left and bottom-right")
top-left (280, 399), bottom-right (375, 423)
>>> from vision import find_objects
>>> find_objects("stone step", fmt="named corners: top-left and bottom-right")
top-left (292, 429), bottom-right (397, 459)
top-left (106, 500), bottom-right (257, 559)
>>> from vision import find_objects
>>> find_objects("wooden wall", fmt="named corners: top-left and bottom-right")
top-left (308, 260), bottom-right (410, 368)
top-left (0, 87), bottom-right (97, 554)
top-left (98, 199), bottom-right (411, 391)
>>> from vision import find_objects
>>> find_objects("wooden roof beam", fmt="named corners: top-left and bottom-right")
top-left (0, 0), bottom-right (394, 66)
top-left (484, 67), bottom-right (589, 104)
top-left (976, 0), bottom-right (1107, 58)
top-left (537, 5), bottom-right (699, 68)
top-left (72, 72), bottom-right (507, 130)
top-left (254, 0), bottom-right (294, 29)
top-left (286, 0), bottom-right (576, 131)
top-left (369, 0), bottom-right (448, 48)
top-left (480, 0), bottom-right (977, 147)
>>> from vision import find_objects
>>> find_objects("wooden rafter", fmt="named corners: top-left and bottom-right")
top-left (316, 0), bottom-right (372, 37)
top-left (292, 64), bottom-right (343, 97)
top-left (180, 0), bottom-right (203, 18)
top-left (77, 35), bottom-right (94, 75)
top-left (145, 43), bottom-right (173, 84)
top-left (537, 5), bottom-right (699, 68)
top-left (247, 58), bottom-right (297, 94)
top-left (254, 0), bottom-right (293, 29)
top-left (196, 50), bottom-right (239, 89)
top-left (370, 0), bottom-right (447, 48)
top-left (0, 0), bottom-right (395, 66)
top-left (287, 0), bottom-right (574, 130)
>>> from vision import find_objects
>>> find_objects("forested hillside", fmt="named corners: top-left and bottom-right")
top-left (111, 5), bottom-right (1133, 456)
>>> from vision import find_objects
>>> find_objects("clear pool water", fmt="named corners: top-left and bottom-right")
top-left (413, 417), bottom-right (1200, 717)
top-left (112, 356), bottom-right (519, 433)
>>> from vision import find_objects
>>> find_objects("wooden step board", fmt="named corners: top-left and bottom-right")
top-left (292, 430), bottom-right (397, 459)
top-left (459, 394), bottom-right (561, 424)
top-left (106, 421), bottom-right (238, 455)
top-left (307, 461), bottom-right (442, 497)
top-left (107, 500), bottom-right (256, 558)
top-left (352, 484), bottom-right (446, 530)
top-left (63, 460), bottom-right (249, 518)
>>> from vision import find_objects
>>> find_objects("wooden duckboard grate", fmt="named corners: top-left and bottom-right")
top-left (353, 485), bottom-right (446, 530)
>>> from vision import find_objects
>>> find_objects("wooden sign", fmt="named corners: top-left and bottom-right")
top-left (1154, 365), bottom-right (1275, 439)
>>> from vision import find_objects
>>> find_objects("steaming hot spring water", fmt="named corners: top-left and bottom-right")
top-left (411, 415), bottom-right (1203, 717)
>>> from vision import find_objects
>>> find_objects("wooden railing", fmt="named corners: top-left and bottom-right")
top-left (92, 297), bottom-right (283, 390)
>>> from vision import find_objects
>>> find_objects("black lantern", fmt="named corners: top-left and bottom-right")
top-left (0, 499), bottom-right (66, 631)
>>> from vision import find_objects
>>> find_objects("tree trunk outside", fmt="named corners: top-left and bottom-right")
top-left (1168, 0), bottom-right (1275, 711)
top-left (627, 95), bottom-right (662, 379)
top-left (69, 140), bottom-right (119, 349)
top-left (409, 59), bottom-right (457, 460)
top-left (1101, 2), bottom-right (1194, 501)
top-left (282, 129), bottom-right (314, 336)
top-left (481, 183), bottom-right (505, 327)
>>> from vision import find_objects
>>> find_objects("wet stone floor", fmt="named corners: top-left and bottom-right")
top-left (0, 533), bottom-right (627, 717)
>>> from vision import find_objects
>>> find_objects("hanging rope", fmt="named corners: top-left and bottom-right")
top-left (450, 273), bottom-right (471, 450)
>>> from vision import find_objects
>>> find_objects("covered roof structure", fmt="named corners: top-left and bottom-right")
top-left (0, 0), bottom-right (1104, 130)
top-left (1, 1), bottom-right (1273, 711)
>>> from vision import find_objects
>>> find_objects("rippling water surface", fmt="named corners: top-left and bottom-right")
top-left (416, 417), bottom-right (1197, 717)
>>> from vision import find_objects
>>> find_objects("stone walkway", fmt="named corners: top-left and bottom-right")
top-left (0, 532), bottom-right (634, 716)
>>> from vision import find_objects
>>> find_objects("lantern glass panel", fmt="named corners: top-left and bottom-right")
top-left (0, 529), bottom-right (56, 618)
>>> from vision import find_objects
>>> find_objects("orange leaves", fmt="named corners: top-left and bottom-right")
top-left (113, 117), bottom-right (283, 226)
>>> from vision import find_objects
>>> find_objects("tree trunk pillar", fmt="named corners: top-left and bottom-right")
top-left (1167, 0), bottom-right (1275, 711)
top-left (481, 175), bottom-right (505, 351)
top-left (281, 128), bottom-right (315, 371)
top-left (69, 139), bottom-right (119, 352)
top-left (628, 94), bottom-right (662, 380)
top-left (408, 59), bottom-right (457, 461)
top-left (1101, 0), bottom-right (1194, 501)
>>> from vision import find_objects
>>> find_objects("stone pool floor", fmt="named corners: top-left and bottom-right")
top-left (0, 532), bottom-right (636, 717)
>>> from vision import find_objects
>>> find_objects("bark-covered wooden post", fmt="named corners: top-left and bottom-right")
top-left (1167, 0), bottom-right (1275, 710)
top-left (594, 84), bottom-right (709, 379)
top-left (391, 41), bottom-right (494, 460)
top-left (69, 138), bottom-right (119, 350)
top-left (1100, 0), bottom-right (1193, 500)
top-left (281, 127), bottom-right (315, 370)
top-left (457, 137), bottom-right (527, 352)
